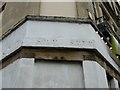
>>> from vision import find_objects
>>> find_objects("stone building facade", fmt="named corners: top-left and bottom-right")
top-left (0, 0), bottom-right (120, 88)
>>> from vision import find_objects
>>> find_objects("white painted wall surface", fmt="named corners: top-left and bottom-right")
top-left (2, 22), bottom-right (27, 59)
top-left (33, 61), bottom-right (84, 88)
top-left (25, 21), bottom-right (120, 73)
top-left (0, 70), bottom-right (2, 90)
top-left (3, 58), bottom-right (118, 88)
top-left (2, 59), bottom-right (21, 88)
top-left (2, 58), bottom-right (84, 88)
top-left (24, 21), bottom-right (95, 49)
top-left (1, 20), bottom-right (120, 74)
top-left (0, 12), bottom-right (2, 37)
top-left (2, 58), bottom-right (34, 88)
top-left (83, 61), bottom-right (108, 88)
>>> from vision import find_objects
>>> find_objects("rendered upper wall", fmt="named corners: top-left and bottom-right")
top-left (1, 2), bottom-right (95, 36)
top-left (1, 2), bottom-right (40, 36)
top-left (40, 2), bottom-right (77, 17)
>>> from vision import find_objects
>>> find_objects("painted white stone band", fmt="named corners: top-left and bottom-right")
top-left (1, 20), bottom-right (120, 73)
